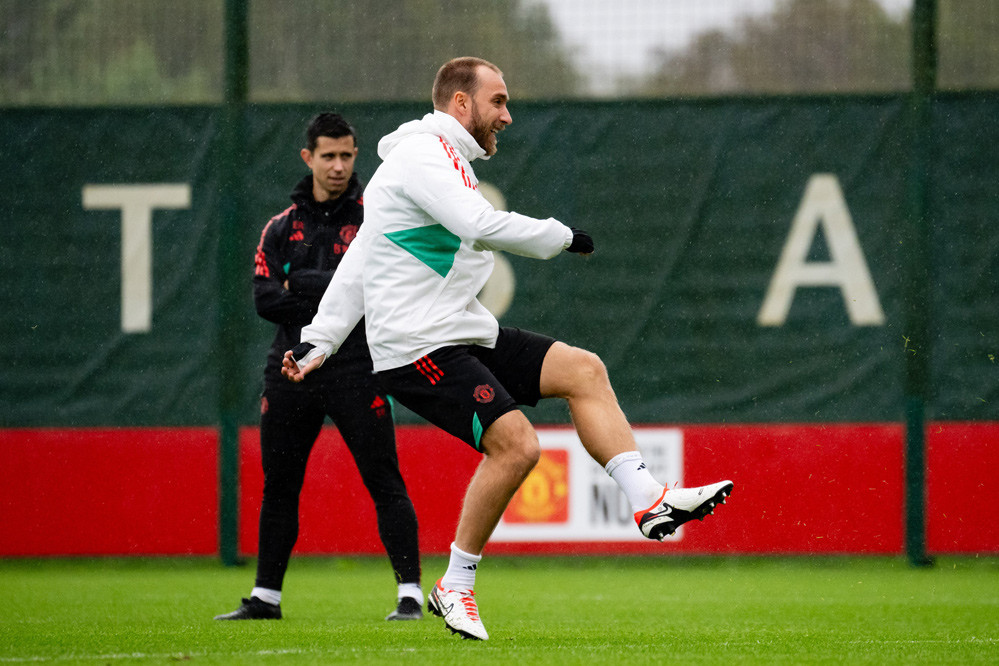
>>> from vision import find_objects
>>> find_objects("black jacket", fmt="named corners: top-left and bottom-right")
top-left (253, 173), bottom-right (372, 387)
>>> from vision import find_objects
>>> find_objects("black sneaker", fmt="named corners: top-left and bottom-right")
top-left (214, 597), bottom-right (282, 620)
top-left (385, 596), bottom-right (423, 621)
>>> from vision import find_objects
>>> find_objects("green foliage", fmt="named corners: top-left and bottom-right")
top-left (3, 557), bottom-right (998, 664)
top-left (938, 1), bottom-right (999, 90)
top-left (644, 0), bottom-right (911, 96)
top-left (642, 0), bottom-right (999, 96)
top-left (3, 0), bottom-right (998, 105)
top-left (0, 0), bottom-right (223, 105)
top-left (246, 0), bottom-right (579, 102)
top-left (0, 0), bottom-right (577, 106)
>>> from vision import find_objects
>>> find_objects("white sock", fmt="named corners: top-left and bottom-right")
top-left (398, 582), bottom-right (423, 604)
top-left (250, 587), bottom-right (281, 606)
top-left (604, 451), bottom-right (664, 512)
top-left (441, 542), bottom-right (481, 591)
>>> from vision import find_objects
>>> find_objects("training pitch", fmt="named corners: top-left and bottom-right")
top-left (2, 556), bottom-right (997, 664)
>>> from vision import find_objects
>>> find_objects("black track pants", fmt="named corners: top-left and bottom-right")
top-left (254, 382), bottom-right (420, 591)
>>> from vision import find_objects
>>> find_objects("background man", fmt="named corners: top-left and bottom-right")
top-left (215, 113), bottom-right (423, 622)
top-left (284, 62), bottom-right (732, 640)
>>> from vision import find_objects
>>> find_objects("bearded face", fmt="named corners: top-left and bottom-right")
top-left (469, 100), bottom-right (499, 156)
top-left (463, 66), bottom-right (511, 156)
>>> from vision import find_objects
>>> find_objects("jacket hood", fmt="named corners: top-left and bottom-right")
top-left (377, 110), bottom-right (489, 163)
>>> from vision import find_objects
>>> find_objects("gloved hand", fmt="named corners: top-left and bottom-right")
top-left (282, 341), bottom-right (327, 382)
top-left (566, 227), bottom-right (594, 254)
top-left (290, 342), bottom-right (316, 366)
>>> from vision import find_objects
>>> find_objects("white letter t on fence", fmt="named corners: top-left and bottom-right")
top-left (82, 184), bottom-right (191, 333)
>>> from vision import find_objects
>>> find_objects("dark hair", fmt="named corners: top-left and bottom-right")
top-left (432, 57), bottom-right (502, 111)
top-left (305, 112), bottom-right (356, 151)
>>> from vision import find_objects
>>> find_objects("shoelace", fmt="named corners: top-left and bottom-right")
top-left (458, 590), bottom-right (480, 621)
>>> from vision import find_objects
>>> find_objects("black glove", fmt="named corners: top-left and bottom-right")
top-left (566, 227), bottom-right (594, 254)
top-left (290, 342), bottom-right (316, 365)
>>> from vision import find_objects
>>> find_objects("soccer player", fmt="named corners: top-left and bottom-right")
top-left (215, 113), bottom-right (423, 622)
top-left (283, 59), bottom-right (732, 640)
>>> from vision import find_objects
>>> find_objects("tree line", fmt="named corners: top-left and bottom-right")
top-left (0, 0), bottom-right (994, 106)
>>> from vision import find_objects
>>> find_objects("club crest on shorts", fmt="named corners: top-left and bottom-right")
top-left (473, 384), bottom-right (495, 403)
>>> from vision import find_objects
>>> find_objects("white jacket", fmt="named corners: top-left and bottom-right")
top-left (301, 110), bottom-right (573, 371)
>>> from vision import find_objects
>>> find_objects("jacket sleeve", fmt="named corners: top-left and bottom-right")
top-left (403, 140), bottom-right (573, 259)
top-left (252, 217), bottom-right (318, 326)
top-left (287, 269), bottom-right (333, 300)
top-left (299, 224), bottom-right (366, 358)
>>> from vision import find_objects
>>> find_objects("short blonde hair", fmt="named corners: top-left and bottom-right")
top-left (432, 57), bottom-right (502, 111)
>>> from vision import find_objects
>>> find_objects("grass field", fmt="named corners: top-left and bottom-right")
top-left (2, 555), bottom-right (998, 664)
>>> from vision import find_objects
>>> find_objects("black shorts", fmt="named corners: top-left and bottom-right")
top-left (377, 327), bottom-right (556, 451)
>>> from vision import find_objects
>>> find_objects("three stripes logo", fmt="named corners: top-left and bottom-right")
top-left (439, 136), bottom-right (476, 190)
top-left (414, 355), bottom-right (444, 385)
top-left (369, 395), bottom-right (388, 419)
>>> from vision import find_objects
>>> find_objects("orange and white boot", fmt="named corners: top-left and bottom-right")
top-left (428, 578), bottom-right (488, 640)
top-left (635, 480), bottom-right (734, 541)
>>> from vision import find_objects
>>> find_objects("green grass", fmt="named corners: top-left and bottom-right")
top-left (2, 556), bottom-right (998, 664)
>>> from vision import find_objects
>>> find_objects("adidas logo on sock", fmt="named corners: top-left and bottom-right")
top-left (462, 564), bottom-right (477, 571)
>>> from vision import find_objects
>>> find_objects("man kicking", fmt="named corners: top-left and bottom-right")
top-left (284, 56), bottom-right (733, 641)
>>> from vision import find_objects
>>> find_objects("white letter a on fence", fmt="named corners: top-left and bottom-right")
top-left (758, 174), bottom-right (885, 327)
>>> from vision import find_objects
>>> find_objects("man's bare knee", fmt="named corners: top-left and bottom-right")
top-left (541, 343), bottom-right (613, 400)
top-left (481, 411), bottom-right (540, 473)
top-left (574, 349), bottom-right (609, 385)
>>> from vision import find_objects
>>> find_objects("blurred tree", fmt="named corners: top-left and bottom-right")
top-left (248, 0), bottom-right (580, 102)
top-left (937, 0), bottom-right (999, 90)
top-left (0, 0), bottom-right (577, 105)
top-left (8, 0), bottom-right (993, 104)
top-left (641, 0), bottom-right (911, 96)
top-left (0, 0), bottom-right (222, 105)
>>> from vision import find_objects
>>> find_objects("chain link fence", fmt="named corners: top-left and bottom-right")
top-left (1, 0), bottom-right (996, 105)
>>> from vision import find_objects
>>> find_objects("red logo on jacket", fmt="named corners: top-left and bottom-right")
top-left (334, 224), bottom-right (358, 254)
top-left (340, 225), bottom-right (357, 244)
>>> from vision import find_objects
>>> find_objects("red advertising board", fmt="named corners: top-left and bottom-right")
top-left (0, 428), bottom-right (218, 556)
top-left (237, 424), bottom-right (908, 556)
top-left (926, 422), bottom-right (999, 553)
top-left (1, 423), bottom-right (996, 556)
